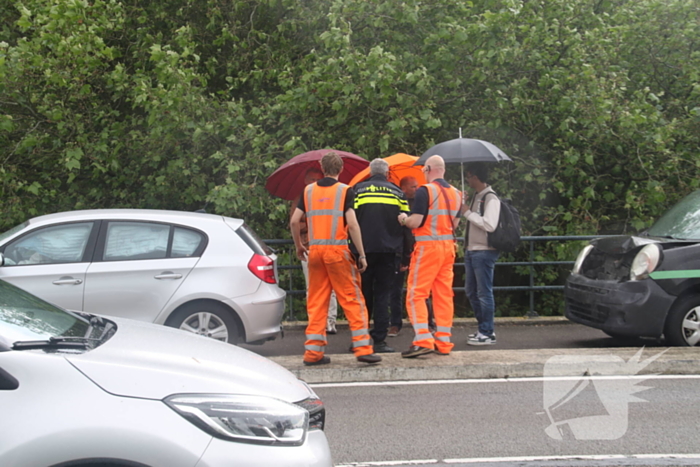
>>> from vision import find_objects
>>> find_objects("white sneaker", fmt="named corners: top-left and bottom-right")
top-left (468, 331), bottom-right (495, 340)
top-left (326, 321), bottom-right (337, 334)
top-left (467, 332), bottom-right (496, 346)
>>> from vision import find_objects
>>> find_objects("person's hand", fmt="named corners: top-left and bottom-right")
top-left (399, 264), bottom-right (409, 272)
top-left (357, 256), bottom-right (368, 273)
top-left (296, 245), bottom-right (309, 262)
top-left (459, 191), bottom-right (470, 216)
top-left (398, 213), bottom-right (408, 226)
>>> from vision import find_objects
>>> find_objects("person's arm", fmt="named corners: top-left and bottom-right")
top-left (397, 186), bottom-right (427, 229)
top-left (398, 212), bottom-right (424, 230)
top-left (345, 208), bottom-right (367, 273)
top-left (290, 207), bottom-right (308, 261)
top-left (452, 189), bottom-right (463, 230)
top-left (289, 195), bottom-right (300, 221)
top-left (452, 213), bottom-right (461, 231)
top-left (464, 193), bottom-right (500, 232)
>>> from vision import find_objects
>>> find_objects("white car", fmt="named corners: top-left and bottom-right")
top-left (0, 209), bottom-right (285, 344)
top-left (0, 279), bottom-right (332, 467)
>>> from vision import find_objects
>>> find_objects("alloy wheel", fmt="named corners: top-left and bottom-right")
top-left (179, 311), bottom-right (229, 342)
top-left (681, 306), bottom-right (700, 346)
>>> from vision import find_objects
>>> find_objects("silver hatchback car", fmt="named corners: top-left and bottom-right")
top-left (0, 210), bottom-right (285, 344)
top-left (0, 279), bottom-right (331, 466)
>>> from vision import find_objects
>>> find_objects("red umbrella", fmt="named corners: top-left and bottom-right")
top-left (265, 149), bottom-right (369, 200)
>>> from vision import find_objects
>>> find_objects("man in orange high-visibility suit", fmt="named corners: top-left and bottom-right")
top-left (397, 155), bottom-right (462, 357)
top-left (290, 152), bottom-right (382, 366)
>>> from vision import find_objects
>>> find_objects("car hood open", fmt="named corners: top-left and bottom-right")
top-left (66, 317), bottom-right (310, 402)
top-left (591, 235), bottom-right (696, 255)
top-left (591, 235), bottom-right (661, 254)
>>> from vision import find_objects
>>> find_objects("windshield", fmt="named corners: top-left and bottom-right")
top-left (647, 190), bottom-right (700, 240)
top-left (0, 221), bottom-right (28, 244)
top-left (0, 279), bottom-right (90, 344)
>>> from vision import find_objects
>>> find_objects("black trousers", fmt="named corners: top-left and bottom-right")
top-left (362, 252), bottom-right (396, 343)
top-left (389, 268), bottom-right (406, 329)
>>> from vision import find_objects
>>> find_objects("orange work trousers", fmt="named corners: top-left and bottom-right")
top-left (405, 240), bottom-right (456, 354)
top-left (304, 246), bottom-right (373, 362)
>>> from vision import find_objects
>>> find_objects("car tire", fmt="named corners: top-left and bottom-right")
top-left (166, 301), bottom-right (242, 344)
top-left (664, 295), bottom-right (700, 346)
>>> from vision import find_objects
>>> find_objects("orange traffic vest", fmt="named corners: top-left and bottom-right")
top-left (413, 182), bottom-right (461, 242)
top-left (304, 183), bottom-right (349, 246)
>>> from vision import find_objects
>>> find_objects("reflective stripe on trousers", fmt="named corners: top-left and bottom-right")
top-left (304, 245), bottom-right (373, 362)
top-left (405, 240), bottom-right (456, 353)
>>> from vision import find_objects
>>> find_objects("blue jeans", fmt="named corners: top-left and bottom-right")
top-left (464, 250), bottom-right (499, 337)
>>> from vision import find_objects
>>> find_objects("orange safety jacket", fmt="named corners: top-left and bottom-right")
top-left (304, 183), bottom-right (349, 246)
top-left (413, 182), bottom-right (461, 242)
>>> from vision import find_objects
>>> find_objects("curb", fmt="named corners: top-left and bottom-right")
top-left (282, 316), bottom-right (572, 331)
top-left (270, 347), bottom-right (700, 384)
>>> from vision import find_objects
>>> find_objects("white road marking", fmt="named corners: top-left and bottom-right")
top-left (334, 453), bottom-right (700, 467)
top-left (310, 374), bottom-right (700, 388)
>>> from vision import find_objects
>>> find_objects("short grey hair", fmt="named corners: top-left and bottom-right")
top-left (369, 158), bottom-right (389, 176)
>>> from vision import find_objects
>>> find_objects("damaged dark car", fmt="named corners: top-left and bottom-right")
top-left (565, 189), bottom-right (700, 346)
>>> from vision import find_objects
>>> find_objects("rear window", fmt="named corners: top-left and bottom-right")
top-left (236, 223), bottom-right (273, 256)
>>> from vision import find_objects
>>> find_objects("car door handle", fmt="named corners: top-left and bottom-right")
top-left (52, 277), bottom-right (83, 286)
top-left (154, 272), bottom-right (183, 280)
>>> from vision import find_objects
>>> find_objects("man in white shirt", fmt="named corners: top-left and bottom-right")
top-left (460, 162), bottom-right (500, 345)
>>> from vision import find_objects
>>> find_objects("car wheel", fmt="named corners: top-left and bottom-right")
top-left (664, 295), bottom-right (700, 346)
top-left (166, 302), bottom-right (241, 344)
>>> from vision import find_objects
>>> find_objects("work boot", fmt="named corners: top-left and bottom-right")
top-left (357, 353), bottom-right (382, 364)
top-left (303, 356), bottom-right (331, 366)
top-left (373, 341), bottom-right (395, 353)
top-left (387, 326), bottom-right (400, 337)
top-left (401, 345), bottom-right (434, 358)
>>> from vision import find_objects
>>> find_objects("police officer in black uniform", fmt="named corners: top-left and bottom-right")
top-left (353, 158), bottom-right (410, 353)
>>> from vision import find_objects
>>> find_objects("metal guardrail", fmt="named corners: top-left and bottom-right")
top-left (265, 235), bottom-right (610, 321)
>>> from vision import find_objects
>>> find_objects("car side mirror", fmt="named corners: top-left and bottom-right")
top-left (0, 252), bottom-right (4, 266)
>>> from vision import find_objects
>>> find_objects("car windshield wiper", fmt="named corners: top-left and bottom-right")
top-left (12, 336), bottom-right (100, 351)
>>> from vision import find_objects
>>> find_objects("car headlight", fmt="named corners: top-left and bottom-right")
top-left (164, 394), bottom-right (309, 446)
top-left (296, 381), bottom-right (326, 431)
top-left (572, 244), bottom-right (594, 274)
top-left (630, 244), bottom-right (661, 281)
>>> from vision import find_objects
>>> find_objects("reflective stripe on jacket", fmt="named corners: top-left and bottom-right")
top-left (353, 175), bottom-right (410, 253)
top-left (413, 182), bottom-right (461, 242)
top-left (305, 183), bottom-right (349, 246)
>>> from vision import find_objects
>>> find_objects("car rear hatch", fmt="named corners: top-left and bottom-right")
top-left (224, 219), bottom-right (279, 284)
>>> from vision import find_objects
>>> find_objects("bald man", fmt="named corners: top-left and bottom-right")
top-left (397, 155), bottom-right (462, 357)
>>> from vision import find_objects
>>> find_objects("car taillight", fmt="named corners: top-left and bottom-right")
top-left (248, 254), bottom-right (276, 284)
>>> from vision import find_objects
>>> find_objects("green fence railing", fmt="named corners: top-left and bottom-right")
top-left (265, 235), bottom-right (611, 321)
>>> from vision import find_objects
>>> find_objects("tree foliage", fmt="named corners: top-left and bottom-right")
top-left (1, 0), bottom-right (698, 243)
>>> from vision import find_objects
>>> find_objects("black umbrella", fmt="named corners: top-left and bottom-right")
top-left (414, 129), bottom-right (511, 191)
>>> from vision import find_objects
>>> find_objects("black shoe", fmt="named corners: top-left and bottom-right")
top-left (303, 356), bottom-right (331, 366)
top-left (357, 353), bottom-right (382, 364)
top-left (401, 345), bottom-right (434, 358)
top-left (373, 341), bottom-right (395, 353)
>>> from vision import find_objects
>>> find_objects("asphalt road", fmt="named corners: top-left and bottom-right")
top-left (314, 376), bottom-right (700, 467)
top-left (239, 319), bottom-right (666, 358)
